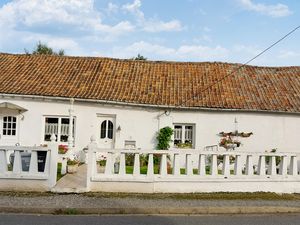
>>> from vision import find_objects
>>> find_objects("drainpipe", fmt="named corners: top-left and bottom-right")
top-left (68, 98), bottom-right (74, 155)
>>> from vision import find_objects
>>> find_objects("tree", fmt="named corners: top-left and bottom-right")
top-left (133, 53), bottom-right (147, 60)
top-left (25, 41), bottom-right (65, 56)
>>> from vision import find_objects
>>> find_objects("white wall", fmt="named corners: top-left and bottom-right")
top-left (1, 96), bottom-right (300, 154)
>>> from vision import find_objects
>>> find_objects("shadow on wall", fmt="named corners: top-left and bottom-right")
top-left (151, 131), bottom-right (158, 149)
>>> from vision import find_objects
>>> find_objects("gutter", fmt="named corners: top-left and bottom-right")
top-left (1, 93), bottom-right (300, 116)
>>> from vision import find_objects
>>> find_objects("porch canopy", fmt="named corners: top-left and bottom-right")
top-left (0, 102), bottom-right (27, 113)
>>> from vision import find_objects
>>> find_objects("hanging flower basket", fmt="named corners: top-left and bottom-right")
top-left (219, 131), bottom-right (253, 138)
top-left (219, 137), bottom-right (241, 150)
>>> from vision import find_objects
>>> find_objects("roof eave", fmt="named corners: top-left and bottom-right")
top-left (0, 93), bottom-right (299, 115)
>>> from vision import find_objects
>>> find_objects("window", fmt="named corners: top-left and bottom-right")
top-left (2, 116), bottom-right (17, 136)
top-left (100, 120), bottom-right (114, 140)
top-left (100, 121), bottom-right (106, 138)
top-left (107, 120), bottom-right (113, 139)
top-left (44, 117), bottom-right (75, 142)
top-left (173, 124), bottom-right (195, 148)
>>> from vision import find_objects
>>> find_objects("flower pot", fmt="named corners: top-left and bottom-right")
top-left (67, 164), bottom-right (79, 174)
top-left (225, 143), bottom-right (237, 150)
top-left (97, 166), bottom-right (105, 173)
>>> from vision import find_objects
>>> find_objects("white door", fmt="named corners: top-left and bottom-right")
top-left (0, 115), bottom-right (19, 145)
top-left (98, 117), bottom-right (115, 149)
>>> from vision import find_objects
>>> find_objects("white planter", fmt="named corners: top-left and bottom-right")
top-left (67, 164), bottom-right (79, 173)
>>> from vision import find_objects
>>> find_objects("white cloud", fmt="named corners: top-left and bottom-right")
top-left (20, 32), bottom-right (81, 54)
top-left (233, 44), bottom-right (261, 55)
top-left (107, 41), bottom-right (229, 61)
top-left (122, 0), bottom-right (144, 20)
top-left (1, 0), bottom-right (93, 26)
top-left (0, 0), bottom-right (134, 35)
top-left (203, 26), bottom-right (211, 32)
top-left (177, 45), bottom-right (228, 60)
top-left (143, 19), bottom-right (182, 32)
top-left (230, 44), bottom-right (300, 66)
top-left (238, 0), bottom-right (292, 17)
top-left (122, 0), bottom-right (183, 32)
top-left (48, 38), bottom-right (78, 51)
top-left (193, 34), bottom-right (212, 43)
top-left (93, 21), bottom-right (134, 35)
top-left (0, 0), bottom-right (137, 55)
top-left (106, 41), bottom-right (298, 66)
top-left (278, 50), bottom-right (300, 59)
top-left (106, 2), bottom-right (119, 14)
top-left (111, 41), bottom-right (175, 58)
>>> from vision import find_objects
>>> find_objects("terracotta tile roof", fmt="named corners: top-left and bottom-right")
top-left (0, 53), bottom-right (300, 113)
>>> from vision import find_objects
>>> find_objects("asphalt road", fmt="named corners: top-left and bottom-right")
top-left (0, 214), bottom-right (300, 225)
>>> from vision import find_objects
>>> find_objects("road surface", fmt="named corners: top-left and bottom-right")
top-left (0, 214), bottom-right (299, 225)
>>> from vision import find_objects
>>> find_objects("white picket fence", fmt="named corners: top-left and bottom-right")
top-left (0, 134), bottom-right (58, 191)
top-left (86, 137), bottom-right (300, 193)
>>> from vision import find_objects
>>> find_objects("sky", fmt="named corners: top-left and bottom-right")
top-left (0, 0), bottom-right (299, 66)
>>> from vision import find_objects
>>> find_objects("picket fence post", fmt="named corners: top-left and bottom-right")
top-left (48, 134), bottom-right (58, 188)
top-left (86, 135), bottom-right (97, 191)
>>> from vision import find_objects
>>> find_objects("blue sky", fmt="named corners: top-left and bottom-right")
top-left (0, 0), bottom-right (299, 66)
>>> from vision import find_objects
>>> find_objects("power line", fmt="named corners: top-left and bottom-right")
top-left (178, 25), bottom-right (300, 107)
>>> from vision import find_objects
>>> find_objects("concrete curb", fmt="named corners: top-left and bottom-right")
top-left (1, 206), bottom-right (300, 215)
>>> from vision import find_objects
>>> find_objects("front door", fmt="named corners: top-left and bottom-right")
top-left (0, 115), bottom-right (19, 145)
top-left (98, 116), bottom-right (115, 149)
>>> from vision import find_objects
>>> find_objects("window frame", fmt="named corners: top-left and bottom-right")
top-left (2, 116), bottom-right (17, 137)
top-left (173, 123), bottom-right (196, 149)
top-left (100, 119), bottom-right (114, 140)
top-left (43, 116), bottom-right (76, 144)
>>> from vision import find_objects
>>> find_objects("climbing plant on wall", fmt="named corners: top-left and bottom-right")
top-left (156, 126), bottom-right (174, 150)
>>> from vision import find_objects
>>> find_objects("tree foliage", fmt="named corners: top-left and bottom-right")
top-left (25, 41), bottom-right (65, 56)
top-left (133, 53), bottom-right (147, 60)
top-left (156, 126), bottom-right (174, 150)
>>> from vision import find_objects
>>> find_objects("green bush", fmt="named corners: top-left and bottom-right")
top-left (126, 153), bottom-right (135, 166)
top-left (156, 126), bottom-right (174, 150)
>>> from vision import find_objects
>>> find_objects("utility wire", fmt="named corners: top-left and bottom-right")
top-left (178, 25), bottom-right (300, 107)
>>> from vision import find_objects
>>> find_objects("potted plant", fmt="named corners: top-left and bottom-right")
top-left (219, 137), bottom-right (241, 150)
top-left (97, 155), bottom-right (107, 173)
top-left (58, 144), bottom-right (68, 154)
top-left (67, 154), bottom-right (79, 173)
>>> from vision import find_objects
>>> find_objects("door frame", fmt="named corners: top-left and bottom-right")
top-left (97, 114), bottom-right (116, 149)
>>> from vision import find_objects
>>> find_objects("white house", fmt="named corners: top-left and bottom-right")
top-left (0, 53), bottom-right (300, 157)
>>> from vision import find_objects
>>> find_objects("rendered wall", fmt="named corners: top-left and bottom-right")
top-left (0, 97), bottom-right (300, 154)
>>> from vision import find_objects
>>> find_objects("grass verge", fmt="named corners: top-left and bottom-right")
top-left (0, 191), bottom-right (300, 201)
top-left (54, 208), bottom-right (79, 215)
top-left (83, 192), bottom-right (300, 201)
